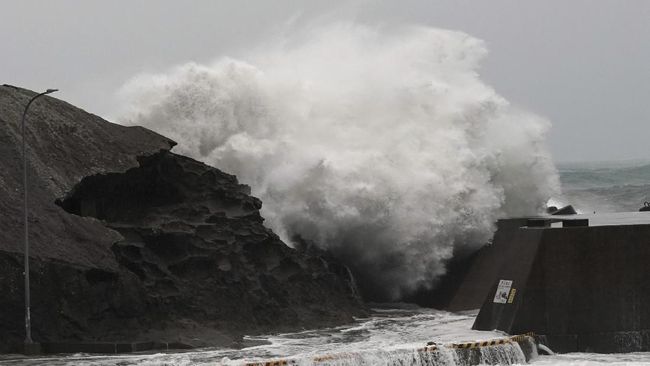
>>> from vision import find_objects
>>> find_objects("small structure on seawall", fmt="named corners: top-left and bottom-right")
top-left (448, 212), bottom-right (650, 353)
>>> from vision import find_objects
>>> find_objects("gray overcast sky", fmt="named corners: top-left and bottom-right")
top-left (2, 0), bottom-right (649, 162)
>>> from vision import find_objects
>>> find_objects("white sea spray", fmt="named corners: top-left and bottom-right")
top-left (117, 23), bottom-right (560, 299)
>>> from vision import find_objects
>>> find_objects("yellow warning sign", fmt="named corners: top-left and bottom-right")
top-left (507, 288), bottom-right (517, 303)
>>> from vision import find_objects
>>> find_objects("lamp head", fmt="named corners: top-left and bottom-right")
top-left (45, 89), bottom-right (58, 94)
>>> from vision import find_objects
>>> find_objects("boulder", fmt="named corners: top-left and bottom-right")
top-left (640, 202), bottom-right (650, 212)
top-left (550, 205), bottom-right (577, 215)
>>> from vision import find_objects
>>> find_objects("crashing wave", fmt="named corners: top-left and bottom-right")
top-left (117, 23), bottom-right (559, 300)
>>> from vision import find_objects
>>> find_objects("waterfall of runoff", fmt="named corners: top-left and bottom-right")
top-left (117, 23), bottom-right (560, 300)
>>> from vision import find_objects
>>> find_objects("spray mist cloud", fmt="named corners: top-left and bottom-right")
top-left (117, 23), bottom-right (559, 300)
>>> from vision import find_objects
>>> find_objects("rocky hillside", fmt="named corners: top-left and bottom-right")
top-left (0, 85), bottom-right (366, 353)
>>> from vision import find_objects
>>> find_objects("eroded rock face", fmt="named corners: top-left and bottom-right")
top-left (0, 84), bottom-right (175, 271)
top-left (0, 85), bottom-right (365, 353)
top-left (58, 152), bottom-right (365, 340)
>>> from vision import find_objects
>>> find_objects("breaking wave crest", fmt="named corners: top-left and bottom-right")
top-left (117, 23), bottom-right (559, 300)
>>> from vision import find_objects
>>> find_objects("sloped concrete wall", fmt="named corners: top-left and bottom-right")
top-left (446, 218), bottom-right (532, 312)
top-left (470, 223), bottom-right (544, 333)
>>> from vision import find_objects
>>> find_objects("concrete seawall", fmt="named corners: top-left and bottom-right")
top-left (469, 214), bottom-right (650, 353)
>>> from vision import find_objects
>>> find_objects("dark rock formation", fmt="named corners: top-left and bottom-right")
top-left (0, 85), bottom-right (365, 353)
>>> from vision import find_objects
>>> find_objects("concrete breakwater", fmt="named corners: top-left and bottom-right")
top-left (457, 214), bottom-right (650, 353)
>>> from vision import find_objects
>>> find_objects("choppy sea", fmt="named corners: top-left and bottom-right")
top-left (555, 160), bottom-right (650, 214)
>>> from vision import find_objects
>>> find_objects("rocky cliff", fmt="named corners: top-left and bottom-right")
top-left (0, 85), bottom-right (365, 353)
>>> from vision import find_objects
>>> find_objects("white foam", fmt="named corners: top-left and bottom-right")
top-left (4, 309), bottom-right (649, 365)
top-left (0, 309), bottom-right (522, 365)
top-left (528, 352), bottom-right (650, 366)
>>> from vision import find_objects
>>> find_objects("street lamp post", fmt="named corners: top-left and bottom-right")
top-left (22, 88), bottom-right (58, 351)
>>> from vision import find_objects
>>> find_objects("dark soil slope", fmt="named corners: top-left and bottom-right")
top-left (0, 85), bottom-right (365, 353)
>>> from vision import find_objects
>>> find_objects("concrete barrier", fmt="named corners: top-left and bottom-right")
top-left (446, 218), bottom-right (537, 312)
top-left (472, 215), bottom-right (650, 353)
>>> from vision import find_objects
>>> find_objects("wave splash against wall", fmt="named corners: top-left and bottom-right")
top-left (117, 23), bottom-right (559, 300)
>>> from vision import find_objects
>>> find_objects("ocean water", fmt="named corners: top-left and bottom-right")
top-left (2, 308), bottom-right (649, 366)
top-left (0, 308), bottom-right (526, 366)
top-left (555, 160), bottom-right (650, 214)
